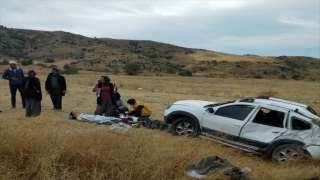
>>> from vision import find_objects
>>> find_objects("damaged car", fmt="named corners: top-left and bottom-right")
top-left (164, 96), bottom-right (320, 163)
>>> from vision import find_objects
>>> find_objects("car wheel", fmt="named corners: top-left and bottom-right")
top-left (271, 144), bottom-right (305, 163)
top-left (171, 118), bottom-right (197, 137)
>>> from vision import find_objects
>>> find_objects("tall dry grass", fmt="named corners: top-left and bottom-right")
top-left (1, 65), bottom-right (320, 180)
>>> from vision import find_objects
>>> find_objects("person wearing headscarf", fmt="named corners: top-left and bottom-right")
top-left (114, 92), bottom-right (129, 114)
top-left (45, 67), bottom-right (67, 110)
top-left (126, 98), bottom-right (152, 117)
top-left (23, 69), bottom-right (42, 117)
top-left (92, 76), bottom-right (117, 116)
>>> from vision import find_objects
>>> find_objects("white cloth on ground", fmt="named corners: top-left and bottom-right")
top-left (77, 113), bottom-right (121, 124)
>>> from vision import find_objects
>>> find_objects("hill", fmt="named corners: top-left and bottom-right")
top-left (0, 25), bottom-right (320, 80)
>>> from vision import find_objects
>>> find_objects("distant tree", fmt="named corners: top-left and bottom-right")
top-left (123, 63), bottom-right (140, 75)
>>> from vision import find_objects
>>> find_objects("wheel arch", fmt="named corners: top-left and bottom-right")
top-left (165, 111), bottom-right (201, 131)
top-left (258, 139), bottom-right (307, 156)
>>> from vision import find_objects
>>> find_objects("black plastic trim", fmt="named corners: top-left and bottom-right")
top-left (164, 111), bottom-right (201, 131)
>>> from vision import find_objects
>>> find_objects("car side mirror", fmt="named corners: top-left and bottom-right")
top-left (206, 108), bottom-right (214, 113)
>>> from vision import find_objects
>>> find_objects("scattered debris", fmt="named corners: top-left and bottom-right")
top-left (186, 155), bottom-right (250, 180)
top-left (108, 123), bottom-right (132, 134)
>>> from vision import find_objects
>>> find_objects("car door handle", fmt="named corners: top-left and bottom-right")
top-left (233, 124), bottom-right (241, 127)
top-left (272, 132), bottom-right (279, 133)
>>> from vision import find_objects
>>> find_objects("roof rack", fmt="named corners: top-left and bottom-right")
top-left (256, 97), bottom-right (307, 108)
top-left (239, 98), bottom-right (255, 103)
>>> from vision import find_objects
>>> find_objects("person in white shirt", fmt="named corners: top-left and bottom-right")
top-left (114, 92), bottom-right (129, 114)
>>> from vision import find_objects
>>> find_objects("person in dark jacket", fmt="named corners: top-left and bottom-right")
top-left (45, 67), bottom-right (67, 110)
top-left (2, 60), bottom-right (26, 109)
top-left (92, 76), bottom-right (116, 116)
top-left (24, 69), bottom-right (42, 117)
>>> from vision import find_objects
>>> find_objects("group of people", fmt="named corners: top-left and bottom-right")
top-left (1, 61), bottom-right (152, 124)
top-left (1, 61), bottom-right (67, 117)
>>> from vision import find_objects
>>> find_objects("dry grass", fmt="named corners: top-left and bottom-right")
top-left (1, 65), bottom-right (320, 180)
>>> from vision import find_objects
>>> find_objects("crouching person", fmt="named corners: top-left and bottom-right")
top-left (126, 99), bottom-right (152, 117)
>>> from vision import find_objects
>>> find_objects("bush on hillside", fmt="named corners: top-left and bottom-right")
top-left (45, 58), bottom-right (55, 63)
top-left (252, 74), bottom-right (262, 79)
top-left (123, 63), bottom-right (140, 75)
top-left (20, 59), bottom-right (33, 66)
top-left (278, 74), bottom-right (287, 79)
top-left (167, 67), bottom-right (177, 74)
top-left (178, 70), bottom-right (192, 77)
top-left (60, 65), bottom-right (79, 74)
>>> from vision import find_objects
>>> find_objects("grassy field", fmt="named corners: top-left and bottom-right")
top-left (1, 65), bottom-right (320, 180)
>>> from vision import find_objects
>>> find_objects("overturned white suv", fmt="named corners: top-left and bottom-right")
top-left (164, 96), bottom-right (320, 163)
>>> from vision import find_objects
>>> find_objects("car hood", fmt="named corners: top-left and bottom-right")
top-left (173, 100), bottom-right (218, 108)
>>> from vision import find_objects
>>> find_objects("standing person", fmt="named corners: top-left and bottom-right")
top-left (45, 67), bottom-right (67, 110)
top-left (2, 60), bottom-right (26, 109)
top-left (92, 76), bottom-right (116, 116)
top-left (24, 70), bottom-right (42, 117)
top-left (114, 92), bottom-right (129, 114)
top-left (127, 98), bottom-right (152, 117)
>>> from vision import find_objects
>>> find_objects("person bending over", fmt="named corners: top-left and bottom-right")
top-left (126, 99), bottom-right (152, 117)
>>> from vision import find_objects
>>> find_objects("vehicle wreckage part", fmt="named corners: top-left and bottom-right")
top-left (271, 144), bottom-right (305, 163)
top-left (305, 145), bottom-right (320, 158)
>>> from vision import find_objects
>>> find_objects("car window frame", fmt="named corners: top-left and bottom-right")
top-left (213, 103), bottom-right (257, 121)
top-left (250, 105), bottom-right (288, 129)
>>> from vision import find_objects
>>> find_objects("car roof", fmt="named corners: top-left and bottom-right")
top-left (238, 96), bottom-right (319, 118)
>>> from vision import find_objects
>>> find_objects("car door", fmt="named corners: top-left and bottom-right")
top-left (239, 105), bottom-right (288, 148)
top-left (201, 103), bottom-right (258, 139)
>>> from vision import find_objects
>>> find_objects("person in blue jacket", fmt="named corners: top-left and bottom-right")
top-left (2, 61), bottom-right (26, 109)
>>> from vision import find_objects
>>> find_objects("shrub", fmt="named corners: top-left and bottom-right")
top-left (292, 74), bottom-right (300, 80)
top-left (167, 67), bottom-right (177, 74)
top-left (253, 74), bottom-right (262, 79)
top-left (113, 67), bottom-right (121, 75)
top-left (44, 58), bottom-right (55, 63)
top-left (36, 63), bottom-right (48, 68)
top-left (123, 63), bottom-right (141, 75)
top-left (64, 63), bottom-right (70, 69)
top-left (178, 70), bottom-right (192, 77)
top-left (20, 59), bottom-right (33, 66)
top-left (0, 59), bottom-right (8, 65)
top-left (278, 74), bottom-right (287, 79)
top-left (61, 65), bottom-right (79, 74)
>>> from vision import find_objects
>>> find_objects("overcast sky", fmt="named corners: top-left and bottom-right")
top-left (1, 0), bottom-right (319, 58)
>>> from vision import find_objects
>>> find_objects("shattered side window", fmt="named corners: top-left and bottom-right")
top-left (291, 117), bottom-right (311, 130)
top-left (215, 105), bottom-right (255, 121)
top-left (252, 108), bottom-right (285, 128)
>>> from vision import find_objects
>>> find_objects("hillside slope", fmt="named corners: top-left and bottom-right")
top-left (0, 26), bottom-right (319, 80)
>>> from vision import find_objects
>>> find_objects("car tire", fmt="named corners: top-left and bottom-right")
top-left (271, 144), bottom-right (305, 163)
top-left (171, 118), bottom-right (198, 137)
